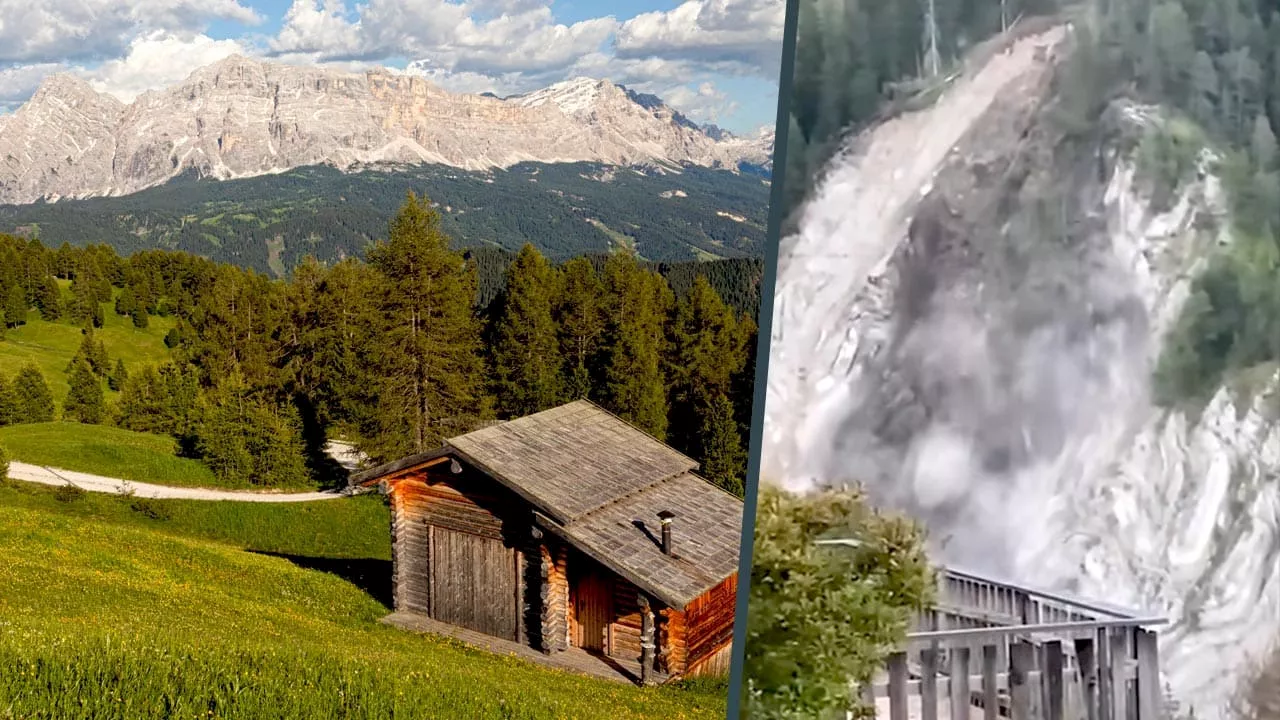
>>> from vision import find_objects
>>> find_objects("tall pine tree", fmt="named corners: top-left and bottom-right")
top-left (666, 275), bottom-right (750, 459)
top-left (12, 364), bottom-right (54, 423)
top-left (600, 252), bottom-right (672, 439)
top-left (491, 243), bottom-right (563, 417)
top-left (555, 257), bottom-right (606, 401)
top-left (63, 360), bottom-right (105, 424)
top-left (0, 373), bottom-right (19, 426)
top-left (700, 392), bottom-right (747, 496)
top-left (361, 193), bottom-right (490, 461)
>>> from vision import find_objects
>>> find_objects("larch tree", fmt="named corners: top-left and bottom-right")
top-left (33, 275), bottom-right (61, 321)
top-left (554, 257), bottom-right (606, 401)
top-left (109, 359), bottom-right (128, 392)
top-left (666, 275), bottom-right (749, 462)
top-left (491, 243), bottom-right (563, 417)
top-left (63, 360), bottom-right (105, 424)
top-left (362, 192), bottom-right (490, 461)
top-left (0, 373), bottom-right (19, 426)
top-left (699, 392), bottom-right (747, 496)
top-left (5, 284), bottom-right (26, 327)
top-left (12, 364), bottom-right (54, 423)
top-left (600, 252), bottom-right (672, 440)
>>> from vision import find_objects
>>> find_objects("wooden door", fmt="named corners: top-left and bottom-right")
top-left (430, 526), bottom-right (519, 641)
top-left (574, 568), bottom-right (613, 653)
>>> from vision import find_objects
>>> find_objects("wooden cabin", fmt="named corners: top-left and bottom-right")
top-left (349, 400), bottom-right (742, 683)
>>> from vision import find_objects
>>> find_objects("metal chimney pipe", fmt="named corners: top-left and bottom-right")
top-left (657, 510), bottom-right (676, 556)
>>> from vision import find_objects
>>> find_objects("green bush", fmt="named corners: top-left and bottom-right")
top-left (741, 484), bottom-right (934, 720)
top-left (53, 483), bottom-right (85, 503)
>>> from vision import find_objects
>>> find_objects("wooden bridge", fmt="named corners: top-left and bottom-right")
top-left (860, 566), bottom-right (1166, 720)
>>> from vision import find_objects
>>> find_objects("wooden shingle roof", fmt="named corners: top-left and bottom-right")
top-left (445, 400), bottom-right (699, 523)
top-left (537, 472), bottom-right (742, 608)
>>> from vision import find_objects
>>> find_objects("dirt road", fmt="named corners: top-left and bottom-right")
top-left (3, 440), bottom-right (371, 502)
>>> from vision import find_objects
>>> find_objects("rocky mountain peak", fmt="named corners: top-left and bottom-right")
top-left (0, 56), bottom-right (770, 206)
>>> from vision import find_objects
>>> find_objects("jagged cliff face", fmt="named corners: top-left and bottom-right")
top-left (0, 58), bottom-right (773, 205)
top-left (764, 23), bottom-right (1280, 719)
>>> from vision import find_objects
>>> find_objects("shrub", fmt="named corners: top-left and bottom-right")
top-left (741, 484), bottom-right (935, 720)
top-left (128, 498), bottom-right (171, 521)
top-left (54, 484), bottom-right (86, 503)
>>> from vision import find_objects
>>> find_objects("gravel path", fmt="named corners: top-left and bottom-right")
top-left (4, 440), bottom-right (371, 503)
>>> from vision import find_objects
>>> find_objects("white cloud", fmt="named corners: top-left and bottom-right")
top-left (270, 1), bottom-right (616, 74)
top-left (615, 0), bottom-right (784, 77)
top-left (0, 63), bottom-right (68, 111)
top-left (0, 0), bottom-right (781, 132)
top-left (83, 33), bottom-right (248, 102)
top-left (269, 0), bottom-right (369, 58)
top-left (0, 0), bottom-right (262, 63)
top-left (661, 81), bottom-right (739, 124)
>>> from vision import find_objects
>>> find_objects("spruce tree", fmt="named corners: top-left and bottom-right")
top-left (69, 328), bottom-right (110, 377)
top-left (109, 359), bottom-right (128, 392)
top-left (64, 360), bottom-right (105, 424)
top-left (361, 193), bottom-right (490, 461)
top-left (665, 275), bottom-right (749, 457)
top-left (131, 307), bottom-right (148, 329)
top-left (33, 276), bottom-right (61, 321)
top-left (12, 364), bottom-right (54, 423)
top-left (195, 378), bottom-right (257, 486)
top-left (600, 252), bottom-right (672, 439)
top-left (699, 393), bottom-right (747, 497)
top-left (115, 286), bottom-right (138, 317)
top-left (491, 243), bottom-right (563, 417)
top-left (195, 373), bottom-right (309, 487)
top-left (555, 257), bottom-right (605, 401)
top-left (4, 284), bottom-right (25, 327)
top-left (0, 374), bottom-right (19, 426)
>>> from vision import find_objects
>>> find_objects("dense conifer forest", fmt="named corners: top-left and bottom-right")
top-left (0, 193), bottom-right (758, 496)
top-left (0, 162), bottom-right (771, 273)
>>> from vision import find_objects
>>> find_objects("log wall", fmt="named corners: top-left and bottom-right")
top-left (540, 539), bottom-right (570, 652)
top-left (609, 577), bottom-right (644, 663)
top-left (684, 574), bottom-right (737, 677)
top-left (658, 607), bottom-right (689, 675)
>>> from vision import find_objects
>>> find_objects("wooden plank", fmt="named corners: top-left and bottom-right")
top-left (1009, 642), bottom-right (1034, 720)
top-left (1096, 629), bottom-right (1113, 720)
top-left (921, 648), bottom-right (940, 720)
top-left (430, 526), bottom-right (519, 641)
top-left (950, 646), bottom-right (971, 720)
top-left (1135, 630), bottom-right (1160, 720)
top-left (982, 644), bottom-right (999, 720)
top-left (1045, 640), bottom-right (1064, 720)
top-left (888, 652), bottom-right (909, 720)
top-left (1109, 631), bottom-right (1128, 720)
top-left (1075, 636), bottom-right (1099, 720)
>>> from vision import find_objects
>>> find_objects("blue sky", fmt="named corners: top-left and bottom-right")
top-left (0, 0), bottom-right (784, 134)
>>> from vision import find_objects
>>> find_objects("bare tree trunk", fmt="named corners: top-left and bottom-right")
top-left (924, 0), bottom-right (942, 77)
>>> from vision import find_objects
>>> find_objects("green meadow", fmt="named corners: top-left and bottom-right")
top-left (0, 283), bottom-right (175, 407)
top-left (0, 422), bottom-right (221, 488)
top-left (0, 482), bottom-right (727, 719)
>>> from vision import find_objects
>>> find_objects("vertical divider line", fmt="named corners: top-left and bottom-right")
top-left (724, 0), bottom-right (802, 717)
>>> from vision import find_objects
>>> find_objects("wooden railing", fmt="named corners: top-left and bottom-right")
top-left (859, 567), bottom-right (1166, 720)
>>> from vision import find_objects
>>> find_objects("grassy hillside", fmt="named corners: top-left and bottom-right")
top-left (0, 423), bottom-right (223, 488)
top-left (0, 483), bottom-right (726, 719)
top-left (0, 284), bottom-right (174, 407)
top-left (0, 162), bottom-right (772, 274)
